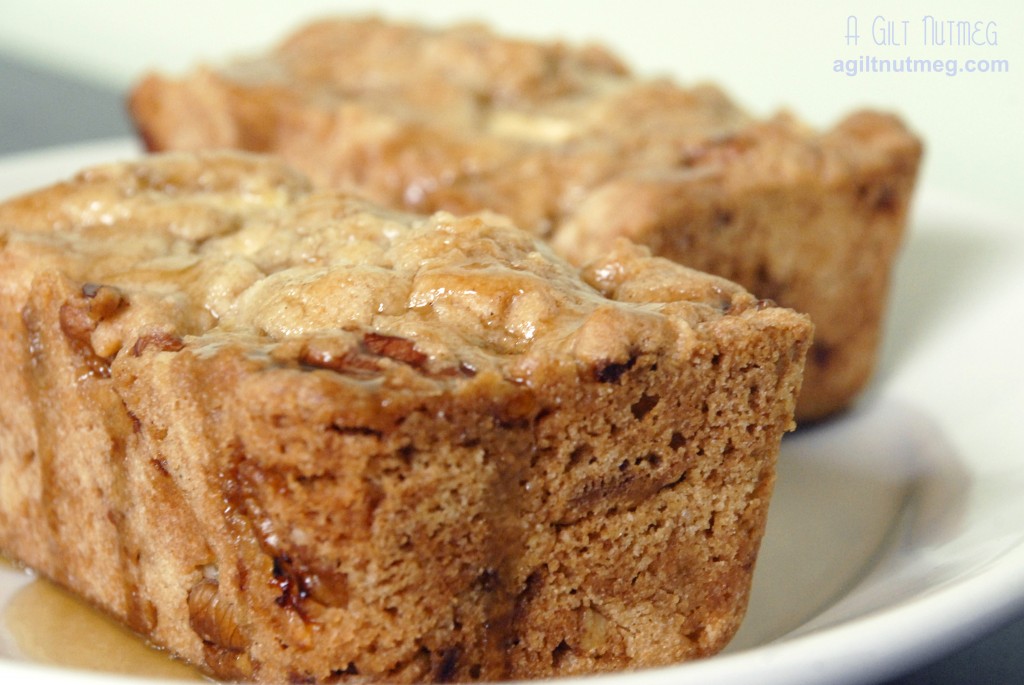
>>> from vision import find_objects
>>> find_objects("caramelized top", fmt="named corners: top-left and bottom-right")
top-left (0, 152), bottom-right (764, 382)
top-left (132, 17), bottom-right (919, 267)
top-left (138, 17), bottom-right (763, 237)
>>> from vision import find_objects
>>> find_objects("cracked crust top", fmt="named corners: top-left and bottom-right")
top-left (0, 150), bottom-right (786, 390)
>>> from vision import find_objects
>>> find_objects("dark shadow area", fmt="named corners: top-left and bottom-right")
top-left (0, 52), bottom-right (132, 154)
top-left (881, 614), bottom-right (1024, 685)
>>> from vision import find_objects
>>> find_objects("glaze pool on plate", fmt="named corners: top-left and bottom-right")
top-left (1, 573), bottom-right (202, 680)
top-left (0, 140), bottom-right (1023, 685)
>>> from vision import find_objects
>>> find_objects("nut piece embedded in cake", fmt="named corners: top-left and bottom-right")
top-left (0, 151), bottom-right (812, 683)
top-left (128, 16), bottom-right (920, 420)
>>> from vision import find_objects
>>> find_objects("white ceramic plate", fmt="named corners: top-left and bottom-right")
top-left (1, 139), bottom-right (1023, 685)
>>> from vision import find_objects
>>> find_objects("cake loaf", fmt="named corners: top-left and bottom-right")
top-left (0, 152), bottom-right (811, 683)
top-left (128, 16), bottom-right (921, 421)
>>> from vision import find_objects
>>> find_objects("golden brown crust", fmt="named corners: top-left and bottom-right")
top-left (128, 16), bottom-right (921, 420)
top-left (0, 152), bottom-right (811, 682)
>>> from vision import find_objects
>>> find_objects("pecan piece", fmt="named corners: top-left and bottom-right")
top-left (131, 331), bottom-right (185, 356)
top-left (59, 283), bottom-right (125, 342)
top-left (58, 283), bottom-right (127, 379)
top-left (300, 344), bottom-right (382, 375)
top-left (187, 578), bottom-right (248, 652)
top-left (679, 131), bottom-right (757, 168)
top-left (362, 332), bottom-right (428, 368)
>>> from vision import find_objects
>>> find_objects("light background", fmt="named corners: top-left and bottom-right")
top-left (0, 4), bottom-right (1023, 684)
top-left (0, 0), bottom-right (1021, 214)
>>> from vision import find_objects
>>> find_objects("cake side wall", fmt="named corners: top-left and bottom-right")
top-left (0, 271), bottom-right (214, 673)
top-left (114, 306), bottom-right (808, 683)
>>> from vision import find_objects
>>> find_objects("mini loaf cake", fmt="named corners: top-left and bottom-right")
top-left (128, 16), bottom-right (921, 421)
top-left (0, 152), bottom-right (812, 683)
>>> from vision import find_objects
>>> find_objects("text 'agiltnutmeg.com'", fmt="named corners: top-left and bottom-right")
top-left (834, 15), bottom-right (1009, 77)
